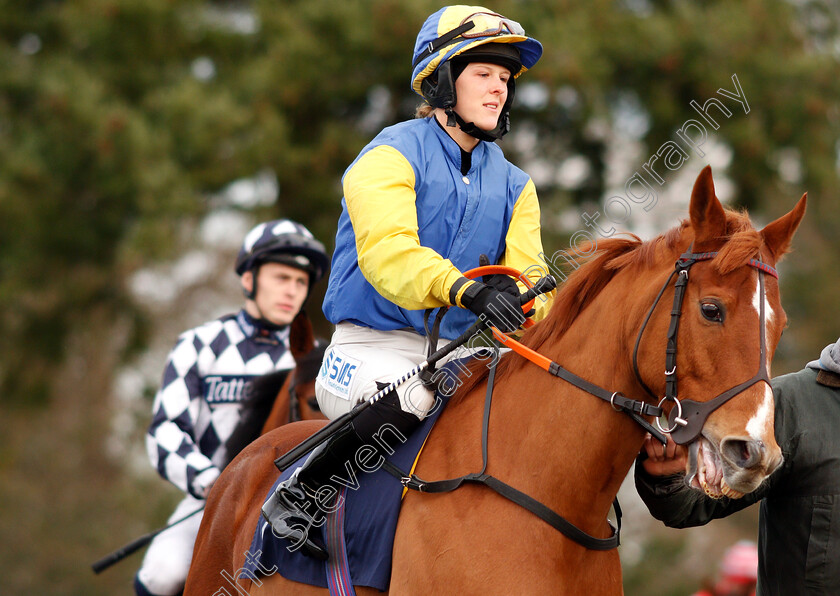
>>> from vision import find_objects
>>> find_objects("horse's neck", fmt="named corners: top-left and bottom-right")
top-left (439, 271), bottom-right (657, 535)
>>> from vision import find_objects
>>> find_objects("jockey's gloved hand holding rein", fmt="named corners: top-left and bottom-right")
top-left (478, 253), bottom-right (518, 295)
top-left (460, 281), bottom-right (526, 333)
top-left (479, 254), bottom-right (535, 318)
top-left (482, 270), bottom-right (520, 296)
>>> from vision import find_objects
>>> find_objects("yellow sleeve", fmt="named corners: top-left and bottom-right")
top-left (499, 178), bottom-right (556, 322)
top-left (343, 145), bottom-right (474, 310)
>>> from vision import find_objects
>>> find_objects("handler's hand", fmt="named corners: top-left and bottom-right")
top-left (640, 434), bottom-right (688, 477)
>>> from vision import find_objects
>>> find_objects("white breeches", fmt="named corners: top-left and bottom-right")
top-left (315, 323), bottom-right (465, 420)
top-left (136, 494), bottom-right (204, 595)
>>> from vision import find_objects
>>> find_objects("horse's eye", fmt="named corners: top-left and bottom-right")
top-left (308, 397), bottom-right (321, 412)
top-left (700, 301), bottom-right (724, 323)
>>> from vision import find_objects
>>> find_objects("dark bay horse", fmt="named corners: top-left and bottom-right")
top-left (185, 167), bottom-right (806, 595)
top-left (260, 341), bottom-right (327, 432)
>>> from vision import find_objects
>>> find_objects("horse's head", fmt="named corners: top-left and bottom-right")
top-left (638, 166), bottom-right (805, 498)
top-left (285, 310), bottom-right (327, 422)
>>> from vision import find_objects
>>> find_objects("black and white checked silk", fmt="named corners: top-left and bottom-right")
top-left (146, 310), bottom-right (295, 496)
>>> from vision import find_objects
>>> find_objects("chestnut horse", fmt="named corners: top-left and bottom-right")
top-left (185, 167), bottom-right (805, 595)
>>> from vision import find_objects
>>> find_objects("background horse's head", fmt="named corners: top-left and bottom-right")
top-left (635, 166), bottom-right (805, 497)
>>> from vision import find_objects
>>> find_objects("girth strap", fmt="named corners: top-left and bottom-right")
top-left (392, 470), bottom-right (621, 551)
top-left (382, 359), bottom-right (622, 551)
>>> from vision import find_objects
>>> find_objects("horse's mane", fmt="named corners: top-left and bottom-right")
top-left (452, 207), bottom-right (762, 402)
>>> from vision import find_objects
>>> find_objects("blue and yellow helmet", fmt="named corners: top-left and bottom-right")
top-left (410, 6), bottom-right (542, 140)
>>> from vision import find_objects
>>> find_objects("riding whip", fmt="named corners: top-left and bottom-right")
top-left (90, 506), bottom-right (205, 574)
top-left (274, 274), bottom-right (557, 471)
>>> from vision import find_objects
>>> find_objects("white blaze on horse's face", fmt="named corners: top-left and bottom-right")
top-left (745, 273), bottom-right (776, 442)
top-left (745, 384), bottom-right (774, 442)
top-left (690, 268), bottom-right (784, 500)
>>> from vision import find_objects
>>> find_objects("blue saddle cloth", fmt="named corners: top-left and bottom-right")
top-left (244, 367), bottom-right (459, 591)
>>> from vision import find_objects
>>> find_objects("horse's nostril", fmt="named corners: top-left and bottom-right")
top-left (721, 438), bottom-right (765, 468)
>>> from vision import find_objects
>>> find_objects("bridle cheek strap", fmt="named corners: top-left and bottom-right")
top-left (632, 250), bottom-right (777, 446)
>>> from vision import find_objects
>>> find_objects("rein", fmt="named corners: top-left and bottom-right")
top-left (490, 329), bottom-right (666, 442)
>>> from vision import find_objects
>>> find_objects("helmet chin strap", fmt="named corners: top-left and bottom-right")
top-left (444, 107), bottom-right (510, 141)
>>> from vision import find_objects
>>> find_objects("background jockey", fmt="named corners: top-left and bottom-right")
top-left (261, 5), bottom-right (556, 560)
top-left (135, 219), bottom-right (329, 596)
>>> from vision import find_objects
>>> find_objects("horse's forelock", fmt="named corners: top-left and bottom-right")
top-left (711, 209), bottom-right (764, 275)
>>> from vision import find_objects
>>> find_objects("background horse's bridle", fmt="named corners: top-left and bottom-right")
top-left (632, 249), bottom-right (778, 445)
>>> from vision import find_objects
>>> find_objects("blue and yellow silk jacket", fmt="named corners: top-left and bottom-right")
top-left (323, 116), bottom-right (552, 339)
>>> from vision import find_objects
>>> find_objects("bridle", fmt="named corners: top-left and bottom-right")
top-left (485, 250), bottom-right (777, 446)
top-left (632, 249), bottom-right (778, 445)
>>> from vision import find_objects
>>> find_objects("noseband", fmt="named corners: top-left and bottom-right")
top-left (632, 250), bottom-right (778, 445)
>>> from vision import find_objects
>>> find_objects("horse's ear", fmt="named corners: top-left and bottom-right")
top-left (289, 310), bottom-right (316, 360)
top-left (760, 193), bottom-right (807, 261)
top-left (689, 165), bottom-right (727, 245)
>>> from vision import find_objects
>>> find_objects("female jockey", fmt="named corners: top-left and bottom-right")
top-left (262, 5), bottom-right (555, 559)
top-left (135, 220), bottom-right (329, 596)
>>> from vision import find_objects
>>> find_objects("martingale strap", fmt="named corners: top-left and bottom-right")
top-left (383, 360), bottom-right (622, 551)
top-left (491, 329), bottom-right (666, 442)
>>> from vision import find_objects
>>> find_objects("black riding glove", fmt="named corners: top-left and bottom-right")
top-left (479, 255), bottom-right (519, 295)
top-left (462, 283), bottom-right (526, 333)
top-left (479, 254), bottom-right (535, 318)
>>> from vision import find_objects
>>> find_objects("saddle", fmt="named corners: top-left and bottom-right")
top-left (243, 370), bottom-right (456, 591)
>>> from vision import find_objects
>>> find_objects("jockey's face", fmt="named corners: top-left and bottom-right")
top-left (454, 62), bottom-right (510, 131)
top-left (242, 262), bottom-right (309, 327)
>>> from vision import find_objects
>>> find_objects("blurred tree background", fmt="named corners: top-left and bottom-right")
top-left (0, 0), bottom-right (838, 594)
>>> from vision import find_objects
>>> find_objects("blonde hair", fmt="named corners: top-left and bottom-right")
top-left (415, 103), bottom-right (435, 118)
